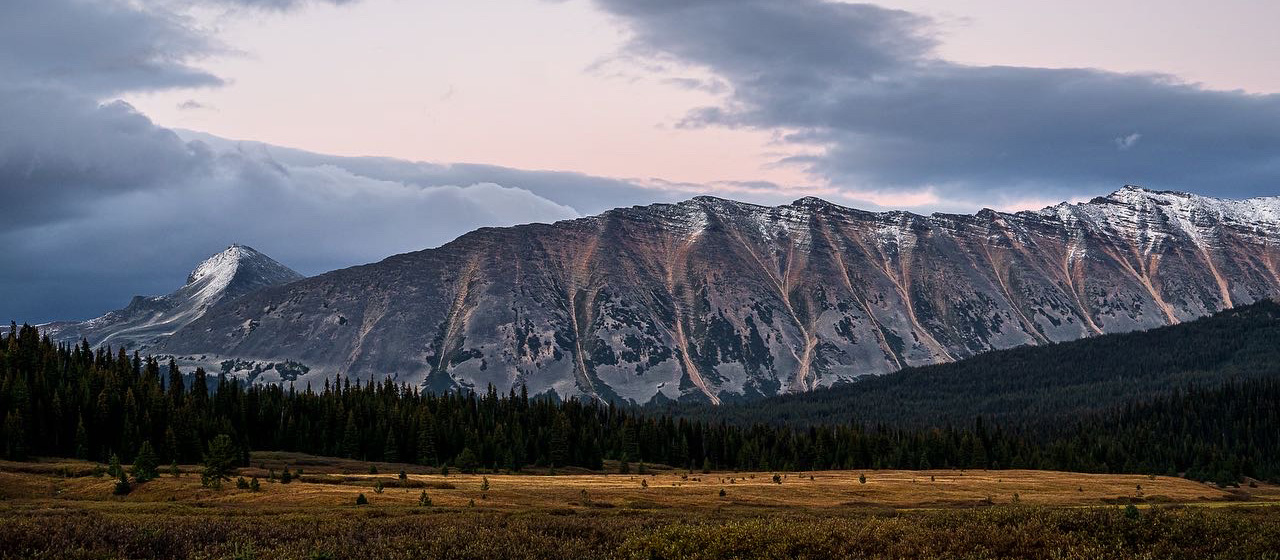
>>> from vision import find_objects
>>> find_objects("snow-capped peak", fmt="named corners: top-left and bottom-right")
top-left (39, 244), bottom-right (303, 351)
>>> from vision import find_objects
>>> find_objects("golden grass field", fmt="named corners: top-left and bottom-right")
top-left (2, 451), bottom-right (1276, 513)
top-left (4, 452), bottom-right (1280, 559)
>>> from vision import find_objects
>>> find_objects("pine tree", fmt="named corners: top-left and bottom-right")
top-left (113, 469), bottom-right (131, 496)
top-left (341, 412), bottom-right (360, 459)
top-left (457, 448), bottom-right (480, 474)
top-left (108, 452), bottom-right (123, 479)
top-left (4, 411), bottom-right (26, 461)
top-left (417, 414), bottom-right (437, 466)
top-left (202, 434), bottom-right (238, 485)
top-left (383, 430), bottom-right (399, 463)
top-left (131, 441), bottom-right (159, 483)
top-left (549, 414), bottom-right (570, 468)
top-left (74, 417), bottom-right (88, 460)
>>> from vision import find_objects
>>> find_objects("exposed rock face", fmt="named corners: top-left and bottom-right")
top-left (42, 245), bottom-right (303, 351)
top-left (160, 187), bottom-right (1280, 403)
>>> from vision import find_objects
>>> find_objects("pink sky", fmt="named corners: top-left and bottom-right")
top-left (124, 0), bottom-right (1280, 210)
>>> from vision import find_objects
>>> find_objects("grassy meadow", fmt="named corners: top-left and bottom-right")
top-left (1, 452), bottom-right (1278, 559)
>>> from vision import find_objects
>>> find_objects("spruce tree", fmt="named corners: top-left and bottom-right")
top-left (417, 414), bottom-right (437, 466)
top-left (74, 417), bottom-right (88, 460)
top-left (108, 452), bottom-right (123, 479)
top-left (131, 441), bottom-right (159, 483)
top-left (202, 434), bottom-right (238, 485)
top-left (457, 448), bottom-right (479, 474)
top-left (341, 412), bottom-right (360, 459)
top-left (383, 430), bottom-right (399, 463)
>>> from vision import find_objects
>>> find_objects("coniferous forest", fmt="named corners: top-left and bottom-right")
top-left (3, 312), bottom-right (1279, 486)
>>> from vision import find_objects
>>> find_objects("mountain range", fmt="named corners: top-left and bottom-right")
top-left (36, 186), bottom-right (1280, 404)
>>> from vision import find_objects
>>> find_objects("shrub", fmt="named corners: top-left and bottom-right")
top-left (369, 465), bottom-right (378, 474)
top-left (1124, 504), bottom-right (1140, 520)
top-left (236, 477), bottom-right (250, 489)
top-left (112, 472), bottom-right (131, 496)
top-left (772, 474), bottom-right (782, 484)
top-left (374, 481), bottom-right (384, 494)
top-left (719, 488), bottom-right (726, 497)
top-left (355, 494), bottom-right (368, 505)
top-left (250, 477), bottom-right (261, 492)
top-left (859, 474), bottom-right (867, 484)
top-left (418, 491), bottom-right (432, 506)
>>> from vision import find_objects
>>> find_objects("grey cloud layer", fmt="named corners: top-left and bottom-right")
top-left (0, 0), bottom-right (678, 322)
top-left (593, 0), bottom-right (1280, 204)
top-left (0, 99), bottom-right (630, 322)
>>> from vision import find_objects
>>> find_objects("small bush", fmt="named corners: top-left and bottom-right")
top-left (355, 494), bottom-right (368, 505)
top-left (1124, 504), bottom-right (1140, 520)
top-left (418, 491), bottom-right (432, 507)
top-left (236, 477), bottom-right (250, 490)
top-left (374, 481), bottom-right (384, 494)
top-left (250, 477), bottom-right (261, 492)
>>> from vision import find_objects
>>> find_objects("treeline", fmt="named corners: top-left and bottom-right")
top-left (1, 322), bottom-right (1277, 484)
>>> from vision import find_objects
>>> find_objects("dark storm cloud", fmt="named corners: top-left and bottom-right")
top-left (0, 92), bottom-right (211, 230)
top-left (592, 0), bottom-right (1280, 205)
top-left (0, 0), bottom-right (678, 323)
top-left (0, 0), bottom-right (225, 96)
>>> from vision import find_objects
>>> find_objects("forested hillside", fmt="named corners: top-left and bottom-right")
top-left (2, 315), bottom-right (1277, 484)
top-left (673, 300), bottom-right (1280, 428)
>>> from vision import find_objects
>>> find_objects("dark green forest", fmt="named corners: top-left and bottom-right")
top-left (671, 300), bottom-right (1280, 428)
top-left (2, 302), bottom-right (1279, 486)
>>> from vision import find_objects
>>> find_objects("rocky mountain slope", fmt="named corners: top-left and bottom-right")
top-left (42, 245), bottom-right (303, 351)
top-left (159, 187), bottom-right (1280, 403)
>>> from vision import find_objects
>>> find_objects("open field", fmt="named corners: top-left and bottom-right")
top-left (2, 453), bottom-right (1279, 559)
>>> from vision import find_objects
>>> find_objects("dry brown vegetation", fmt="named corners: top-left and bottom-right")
top-left (2, 453), bottom-right (1279, 559)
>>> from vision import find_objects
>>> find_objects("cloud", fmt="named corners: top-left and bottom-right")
top-left (0, 0), bottom-right (678, 322)
top-left (0, 0), bottom-right (224, 96)
top-left (589, 0), bottom-right (1280, 205)
top-left (1115, 133), bottom-right (1142, 150)
top-left (177, 99), bottom-right (214, 110)
top-left (0, 103), bottom-right (592, 322)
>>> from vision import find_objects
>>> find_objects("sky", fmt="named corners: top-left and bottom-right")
top-left (2, 0), bottom-right (1279, 322)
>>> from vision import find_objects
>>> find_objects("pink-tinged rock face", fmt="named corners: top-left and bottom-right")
top-left (159, 188), bottom-right (1280, 404)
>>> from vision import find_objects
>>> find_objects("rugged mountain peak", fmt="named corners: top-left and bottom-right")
top-left (40, 245), bottom-right (302, 351)
top-left (185, 244), bottom-right (302, 298)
